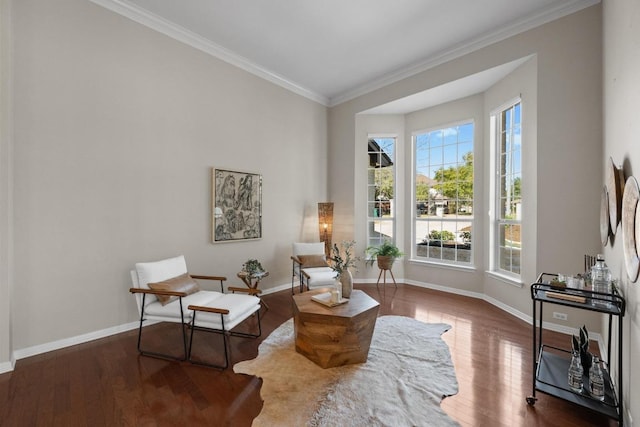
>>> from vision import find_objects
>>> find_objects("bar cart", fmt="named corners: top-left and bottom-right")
top-left (527, 273), bottom-right (626, 425)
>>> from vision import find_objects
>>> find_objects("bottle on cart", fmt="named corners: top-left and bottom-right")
top-left (568, 350), bottom-right (584, 393)
top-left (589, 356), bottom-right (606, 401)
top-left (591, 254), bottom-right (612, 306)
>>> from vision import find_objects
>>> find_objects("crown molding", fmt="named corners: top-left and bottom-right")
top-left (328, 0), bottom-right (600, 107)
top-left (89, 0), bottom-right (598, 109)
top-left (88, 0), bottom-right (330, 106)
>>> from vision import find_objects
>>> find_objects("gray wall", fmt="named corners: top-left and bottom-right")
top-left (603, 0), bottom-right (640, 422)
top-left (3, 0), bottom-right (327, 354)
top-left (0, 0), bottom-right (13, 370)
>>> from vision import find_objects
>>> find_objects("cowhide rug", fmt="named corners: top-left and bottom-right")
top-left (234, 315), bottom-right (459, 426)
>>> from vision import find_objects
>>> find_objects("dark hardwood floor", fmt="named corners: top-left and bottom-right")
top-left (0, 284), bottom-right (617, 426)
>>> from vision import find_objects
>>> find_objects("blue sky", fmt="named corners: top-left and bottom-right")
top-left (415, 122), bottom-right (474, 179)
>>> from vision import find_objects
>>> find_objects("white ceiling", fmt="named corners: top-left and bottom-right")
top-left (92, 0), bottom-right (598, 107)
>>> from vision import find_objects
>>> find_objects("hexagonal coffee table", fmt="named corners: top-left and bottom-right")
top-left (292, 289), bottom-right (380, 369)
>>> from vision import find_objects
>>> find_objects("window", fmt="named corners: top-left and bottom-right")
top-left (367, 137), bottom-right (396, 249)
top-left (492, 101), bottom-right (522, 276)
top-left (413, 122), bottom-right (474, 265)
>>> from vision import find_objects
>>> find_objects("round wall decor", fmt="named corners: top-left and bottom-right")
top-left (600, 186), bottom-right (610, 246)
top-left (607, 157), bottom-right (624, 233)
top-left (622, 176), bottom-right (640, 282)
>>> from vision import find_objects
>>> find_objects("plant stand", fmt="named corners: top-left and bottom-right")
top-left (237, 271), bottom-right (269, 310)
top-left (375, 256), bottom-right (397, 288)
top-left (376, 268), bottom-right (397, 288)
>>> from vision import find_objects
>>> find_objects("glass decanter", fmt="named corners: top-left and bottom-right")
top-left (568, 350), bottom-right (584, 393)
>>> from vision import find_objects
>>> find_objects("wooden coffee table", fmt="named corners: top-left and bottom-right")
top-left (292, 289), bottom-right (380, 369)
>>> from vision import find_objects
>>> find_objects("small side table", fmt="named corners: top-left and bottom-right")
top-left (237, 271), bottom-right (269, 309)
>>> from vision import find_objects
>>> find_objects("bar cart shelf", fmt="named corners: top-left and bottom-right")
top-left (527, 273), bottom-right (626, 425)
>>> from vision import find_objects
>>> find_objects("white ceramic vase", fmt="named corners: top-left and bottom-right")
top-left (339, 270), bottom-right (353, 298)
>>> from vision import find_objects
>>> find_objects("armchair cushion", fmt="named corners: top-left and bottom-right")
top-left (302, 267), bottom-right (337, 288)
top-left (134, 255), bottom-right (189, 306)
top-left (292, 242), bottom-right (326, 256)
top-left (148, 273), bottom-right (201, 306)
top-left (144, 290), bottom-right (223, 320)
top-left (193, 293), bottom-right (261, 330)
top-left (135, 255), bottom-right (188, 289)
top-left (297, 254), bottom-right (329, 268)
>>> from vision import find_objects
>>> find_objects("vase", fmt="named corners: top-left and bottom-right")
top-left (339, 270), bottom-right (353, 298)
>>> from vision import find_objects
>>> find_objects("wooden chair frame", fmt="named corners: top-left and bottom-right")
top-left (291, 255), bottom-right (306, 294)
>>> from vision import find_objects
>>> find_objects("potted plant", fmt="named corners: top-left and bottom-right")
top-left (242, 259), bottom-right (265, 277)
top-left (365, 240), bottom-right (404, 271)
top-left (328, 241), bottom-right (359, 298)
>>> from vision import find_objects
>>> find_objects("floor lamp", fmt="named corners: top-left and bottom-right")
top-left (318, 202), bottom-right (334, 258)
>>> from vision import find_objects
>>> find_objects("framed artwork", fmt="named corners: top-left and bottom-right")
top-left (212, 168), bottom-right (262, 243)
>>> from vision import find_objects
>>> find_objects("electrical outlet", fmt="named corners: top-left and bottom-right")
top-left (553, 312), bottom-right (568, 321)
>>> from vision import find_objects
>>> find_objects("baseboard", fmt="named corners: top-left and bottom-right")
top-left (259, 282), bottom-right (291, 295)
top-left (403, 278), bottom-right (485, 300)
top-left (0, 359), bottom-right (13, 374)
top-left (12, 321), bottom-right (140, 363)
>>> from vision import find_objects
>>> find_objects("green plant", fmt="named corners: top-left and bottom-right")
top-left (365, 240), bottom-right (404, 266)
top-left (242, 259), bottom-right (264, 275)
top-left (572, 324), bottom-right (593, 373)
top-left (328, 240), bottom-right (359, 275)
top-left (571, 325), bottom-right (589, 354)
top-left (427, 230), bottom-right (455, 241)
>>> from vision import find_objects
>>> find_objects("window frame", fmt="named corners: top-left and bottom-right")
top-left (490, 98), bottom-right (522, 280)
top-left (411, 119), bottom-right (475, 267)
top-left (366, 135), bottom-right (397, 254)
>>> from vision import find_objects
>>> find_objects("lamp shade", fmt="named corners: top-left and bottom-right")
top-left (318, 202), bottom-right (334, 257)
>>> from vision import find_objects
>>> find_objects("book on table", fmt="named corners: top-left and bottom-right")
top-left (311, 292), bottom-right (349, 307)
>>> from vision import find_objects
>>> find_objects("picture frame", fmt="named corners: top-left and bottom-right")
top-left (212, 168), bottom-right (262, 243)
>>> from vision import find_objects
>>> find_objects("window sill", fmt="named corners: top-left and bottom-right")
top-left (486, 271), bottom-right (524, 288)
top-left (409, 258), bottom-right (476, 273)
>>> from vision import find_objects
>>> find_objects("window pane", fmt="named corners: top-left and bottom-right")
top-left (498, 223), bottom-right (521, 273)
top-left (368, 219), bottom-right (393, 246)
top-left (414, 219), bottom-right (472, 263)
top-left (512, 148), bottom-right (522, 174)
top-left (459, 142), bottom-right (473, 158)
top-left (430, 146), bottom-right (443, 163)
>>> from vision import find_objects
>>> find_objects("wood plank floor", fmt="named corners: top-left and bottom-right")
top-left (0, 284), bottom-right (618, 426)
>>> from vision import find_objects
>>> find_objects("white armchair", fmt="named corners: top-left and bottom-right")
top-left (291, 242), bottom-right (337, 293)
top-left (129, 255), bottom-right (261, 368)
